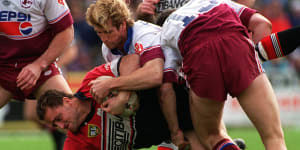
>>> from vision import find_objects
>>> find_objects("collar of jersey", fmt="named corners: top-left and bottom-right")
top-left (74, 92), bottom-right (95, 127)
top-left (111, 27), bottom-right (133, 55)
top-left (79, 101), bottom-right (95, 128)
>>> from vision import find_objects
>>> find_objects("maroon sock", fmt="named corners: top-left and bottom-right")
top-left (213, 138), bottom-right (240, 150)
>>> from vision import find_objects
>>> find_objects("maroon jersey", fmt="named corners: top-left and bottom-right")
top-left (0, 0), bottom-right (73, 66)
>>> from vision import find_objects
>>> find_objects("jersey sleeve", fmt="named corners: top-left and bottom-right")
top-left (75, 63), bottom-right (116, 99)
top-left (226, 0), bottom-right (257, 27)
top-left (43, 0), bottom-right (73, 34)
top-left (161, 45), bottom-right (182, 83)
top-left (133, 23), bottom-right (165, 66)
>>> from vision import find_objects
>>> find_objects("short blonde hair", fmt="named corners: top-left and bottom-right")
top-left (86, 0), bottom-right (134, 31)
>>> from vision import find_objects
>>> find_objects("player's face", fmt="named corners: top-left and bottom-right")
top-left (44, 98), bottom-right (81, 132)
top-left (94, 20), bottom-right (127, 50)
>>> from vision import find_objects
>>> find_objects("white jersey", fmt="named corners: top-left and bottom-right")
top-left (102, 20), bottom-right (161, 62)
top-left (162, 0), bottom-right (250, 51)
top-left (0, 0), bottom-right (70, 40)
top-left (161, 0), bottom-right (255, 76)
top-left (102, 20), bottom-right (181, 82)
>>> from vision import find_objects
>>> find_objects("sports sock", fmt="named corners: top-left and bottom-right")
top-left (213, 138), bottom-right (240, 150)
top-left (256, 26), bottom-right (300, 62)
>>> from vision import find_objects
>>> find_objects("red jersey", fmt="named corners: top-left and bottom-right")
top-left (64, 63), bottom-right (136, 150)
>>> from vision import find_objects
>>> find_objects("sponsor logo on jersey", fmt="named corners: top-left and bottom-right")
top-left (2, 0), bottom-right (11, 6)
top-left (104, 62), bottom-right (111, 71)
top-left (88, 124), bottom-right (100, 137)
top-left (20, 0), bottom-right (33, 8)
top-left (58, 0), bottom-right (64, 5)
top-left (0, 11), bottom-right (32, 36)
top-left (134, 43), bottom-right (144, 54)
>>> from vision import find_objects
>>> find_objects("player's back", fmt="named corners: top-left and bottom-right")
top-left (161, 0), bottom-right (248, 52)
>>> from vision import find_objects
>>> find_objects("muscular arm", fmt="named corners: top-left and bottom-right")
top-left (34, 26), bottom-right (74, 70)
top-left (111, 57), bottom-right (164, 90)
top-left (89, 57), bottom-right (163, 101)
top-left (17, 25), bottom-right (74, 90)
top-left (248, 13), bottom-right (272, 44)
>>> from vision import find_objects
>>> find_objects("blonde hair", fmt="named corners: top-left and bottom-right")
top-left (86, 0), bottom-right (134, 31)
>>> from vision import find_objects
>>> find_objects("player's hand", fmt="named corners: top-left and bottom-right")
top-left (16, 63), bottom-right (42, 90)
top-left (171, 129), bottom-right (190, 150)
top-left (137, 0), bottom-right (160, 15)
top-left (89, 78), bottom-right (113, 104)
top-left (101, 91), bottom-right (131, 115)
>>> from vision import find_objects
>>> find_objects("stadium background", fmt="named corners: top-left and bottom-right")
top-left (1, 0), bottom-right (300, 149)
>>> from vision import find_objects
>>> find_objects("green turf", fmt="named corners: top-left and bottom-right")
top-left (0, 131), bottom-right (54, 150)
top-left (0, 122), bottom-right (299, 150)
top-left (140, 127), bottom-right (300, 150)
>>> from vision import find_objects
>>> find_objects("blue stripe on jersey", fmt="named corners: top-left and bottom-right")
top-left (111, 27), bottom-right (133, 55)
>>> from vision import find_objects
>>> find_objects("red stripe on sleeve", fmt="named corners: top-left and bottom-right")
top-left (261, 36), bottom-right (277, 59)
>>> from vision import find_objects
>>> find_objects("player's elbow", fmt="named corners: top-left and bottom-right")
top-left (151, 70), bottom-right (163, 86)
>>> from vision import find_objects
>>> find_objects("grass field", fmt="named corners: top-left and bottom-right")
top-left (0, 121), bottom-right (299, 150)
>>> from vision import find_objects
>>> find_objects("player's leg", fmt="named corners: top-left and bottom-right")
top-left (35, 74), bottom-right (72, 98)
top-left (237, 73), bottom-right (286, 150)
top-left (189, 90), bottom-right (239, 150)
top-left (0, 85), bottom-right (13, 108)
top-left (183, 130), bottom-right (205, 150)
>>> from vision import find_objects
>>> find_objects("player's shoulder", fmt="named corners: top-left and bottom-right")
top-left (134, 20), bottom-right (161, 33)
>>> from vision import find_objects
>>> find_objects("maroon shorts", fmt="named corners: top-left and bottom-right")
top-left (180, 32), bottom-right (264, 101)
top-left (0, 62), bottom-right (61, 101)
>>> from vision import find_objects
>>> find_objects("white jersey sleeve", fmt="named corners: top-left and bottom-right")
top-left (42, 0), bottom-right (70, 24)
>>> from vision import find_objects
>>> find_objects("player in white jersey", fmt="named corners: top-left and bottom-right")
top-left (161, 0), bottom-right (287, 149)
top-left (135, 0), bottom-right (272, 147)
top-left (87, 0), bottom-right (193, 148)
top-left (135, 0), bottom-right (257, 24)
top-left (0, 0), bottom-right (74, 149)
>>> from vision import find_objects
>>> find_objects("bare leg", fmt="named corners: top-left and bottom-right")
top-left (35, 74), bottom-right (72, 97)
top-left (189, 89), bottom-right (230, 149)
top-left (237, 73), bottom-right (286, 150)
top-left (183, 130), bottom-right (206, 150)
top-left (0, 85), bottom-right (12, 108)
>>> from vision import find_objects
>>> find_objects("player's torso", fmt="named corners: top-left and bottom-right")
top-left (0, 0), bottom-right (70, 62)
top-left (102, 20), bottom-right (161, 62)
top-left (161, 0), bottom-right (245, 51)
top-left (1, 0), bottom-right (50, 39)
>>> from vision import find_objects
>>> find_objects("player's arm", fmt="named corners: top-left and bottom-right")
top-left (136, 0), bottom-right (160, 23)
top-left (111, 57), bottom-right (164, 90)
top-left (89, 57), bottom-right (163, 100)
top-left (256, 26), bottom-right (300, 62)
top-left (247, 13), bottom-right (272, 44)
top-left (228, 0), bottom-right (272, 43)
top-left (16, 25), bottom-right (74, 90)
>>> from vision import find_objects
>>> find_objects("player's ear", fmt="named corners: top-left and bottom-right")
top-left (120, 21), bottom-right (126, 31)
top-left (62, 97), bottom-right (72, 106)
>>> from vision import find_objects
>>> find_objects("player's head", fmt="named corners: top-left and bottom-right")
top-left (86, 0), bottom-right (134, 49)
top-left (155, 9), bottom-right (176, 26)
top-left (37, 90), bottom-right (83, 132)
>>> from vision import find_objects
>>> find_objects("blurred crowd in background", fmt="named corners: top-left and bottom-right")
top-left (63, 0), bottom-right (300, 89)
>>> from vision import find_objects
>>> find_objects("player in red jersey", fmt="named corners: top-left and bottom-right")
top-left (37, 54), bottom-right (247, 150)
top-left (36, 55), bottom-right (196, 150)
